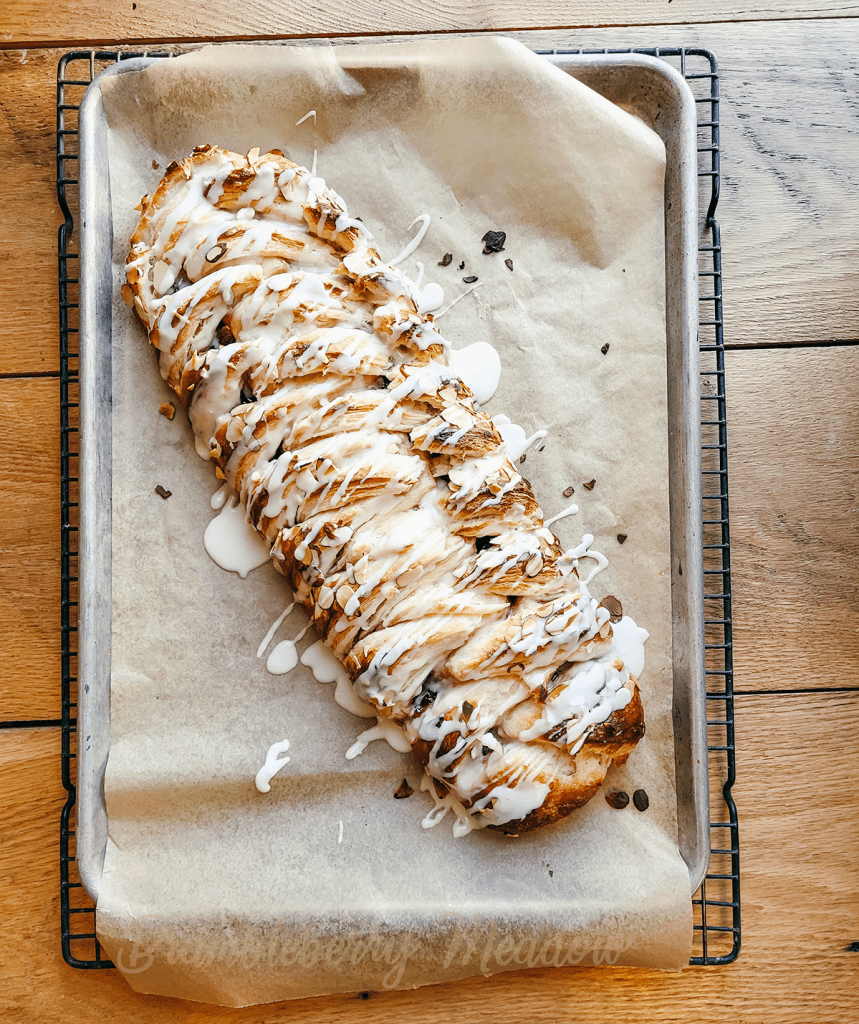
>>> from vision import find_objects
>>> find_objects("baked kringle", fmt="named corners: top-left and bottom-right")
top-left (124, 145), bottom-right (646, 836)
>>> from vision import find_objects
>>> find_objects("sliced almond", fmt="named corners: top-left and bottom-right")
top-left (441, 405), bottom-right (471, 429)
top-left (205, 243), bottom-right (227, 263)
top-left (396, 566), bottom-right (423, 588)
top-left (151, 259), bottom-right (172, 296)
top-left (317, 586), bottom-right (335, 610)
top-left (336, 584), bottom-right (355, 609)
top-left (525, 553), bottom-right (543, 577)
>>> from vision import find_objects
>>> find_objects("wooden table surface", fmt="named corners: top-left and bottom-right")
top-left (1, 4), bottom-right (857, 1021)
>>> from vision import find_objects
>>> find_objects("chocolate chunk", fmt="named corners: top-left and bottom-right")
top-left (505, 258), bottom-right (514, 272)
top-left (438, 253), bottom-right (453, 266)
top-left (599, 595), bottom-right (623, 623)
top-left (605, 791), bottom-right (630, 810)
top-left (158, 402), bottom-right (175, 420)
top-left (394, 778), bottom-right (414, 800)
top-left (155, 485), bottom-right (172, 500)
top-left (601, 342), bottom-right (610, 355)
top-left (563, 485), bottom-right (575, 498)
top-left (583, 479), bottom-right (596, 490)
top-left (458, 261), bottom-right (465, 270)
top-left (165, 160), bottom-right (179, 174)
top-left (481, 229), bottom-right (506, 254)
top-left (617, 533), bottom-right (628, 545)
top-left (462, 700), bottom-right (475, 718)
top-left (481, 745), bottom-right (492, 757)
top-left (151, 159), bottom-right (160, 170)
top-left (462, 275), bottom-right (478, 284)
top-left (519, 454), bottom-right (526, 464)
top-left (633, 788), bottom-right (650, 812)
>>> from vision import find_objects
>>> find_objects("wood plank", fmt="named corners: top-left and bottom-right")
top-left (725, 346), bottom-right (859, 691)
top-left (0, 695), bottom-right (856, 1022)
top-left (0, 378), bottom-right (62, 721)
top-left (1, 21), bottom-right (857, 377)
top-left (0, 49), bottom-right (63, 375)
top-left (1, 1), bottom-right (857, 47)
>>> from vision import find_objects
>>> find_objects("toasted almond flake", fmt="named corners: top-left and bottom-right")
top-left (396, 567), bottom-right (423, 588)
top-left (317, 586), bottom-right (335, 610)
top-left (159, 402), bottom-right (175, 420)
top-left (336, 584), bottom-right (355, 608)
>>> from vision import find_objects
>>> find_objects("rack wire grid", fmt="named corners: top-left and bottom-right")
top-left (57, 45), bottom-right (739, 971)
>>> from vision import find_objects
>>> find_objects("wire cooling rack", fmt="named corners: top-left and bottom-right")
top-left (57, 45), bottom-right (739, 970)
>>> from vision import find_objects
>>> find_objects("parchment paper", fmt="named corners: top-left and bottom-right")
top-left (95, 38), bottom-right (692, 1005)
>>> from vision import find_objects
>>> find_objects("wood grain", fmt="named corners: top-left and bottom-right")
top-left (0, 378), bottom-right (62, 721)
top-left (2, 2), bottom-right (859, 47)
top-left (0, 49), bottom-right (63, 375)
top-left (726, 346), bottom-right (859, 691)
top-left (1, 694), bottom-right (855, 1022)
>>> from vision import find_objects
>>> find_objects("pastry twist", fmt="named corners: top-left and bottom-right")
top-left (125, 145), bottom-right (646, 835)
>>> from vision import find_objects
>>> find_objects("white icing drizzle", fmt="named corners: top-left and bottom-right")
top-left (492, 414), bottom-right (547, 461)
top-left (300, 640), bottom-right (376, 719)
top-left (389, 213), bottom-right (431, 267)
top-left (254, 739), bottom-right (291, 793)
top-left (449, 342), bottom-right (502, 405)
top-left (266, 639), bottom-right (300, 675)
top-left (295, 110), bottom-right (317, 126)
top-left (210, 481), bottom-right (231, 510)
top-left (345, 716), bottom-right (412, 760)
top-left (204, 498), bottom-right (271, 578)
top-left (256, 601), bottom-right (296, 658)
top-left (544, 501), bottom-right (579, 530)
top-left (434, 281), bottom-right (483, 318)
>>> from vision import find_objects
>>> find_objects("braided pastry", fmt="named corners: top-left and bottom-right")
top-left (124, 145), bottom-right (646, 836)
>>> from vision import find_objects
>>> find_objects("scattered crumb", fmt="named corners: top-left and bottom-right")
top-left (463, 275), bottom-right (478, 284)
top-left (633, 789), bottom-right (650, 812)
top-left (158, 401), bottom-right (175, 420)
top-left (605, 791), bottom-right (630, 810)
top-left (438, 253), bottom-right (452, 266)
top-left (458, 261), bottom-right (465, 270)
top-left (481, 229), bottom-right (506, 254)
top-left (563, 485), bottom-right (574, 498)
top-left (505, 258), bottom-right (514, 272)
top-left (151, 159), bottom-right (159, 169)
top-left (601, 342), bottom-right (610, 355)
top-left (155, 485), bottom-right (172, 500)
top-left (599, 595), bottom-right (623, 623)
top-left (519, 454), bottom-right (526, 464)
top-left (583, 479), bottom-right (596, 490)
top-left (617, 533), bottom-right (628, 545)
top-left (394, 778), bottom-right (414, 800)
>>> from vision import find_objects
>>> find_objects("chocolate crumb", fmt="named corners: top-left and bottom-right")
top-left (359, 992), bottom-right (372, 1001)
top-left (633, 789), bottom-right (650, 812)
top-left (158, 402), bottom-right (175, 420)
top-left (539, 682), bottom-right (549, 703)
top-left (394, 778), bottom-right (414, 800)
top-left (481, 229), bottom-right (506, 254)
top-left (155, 485), bottom-right (172, 500)
top-left (519, 454), bottom-right (526, 464)
top-left (563, 485), bottom-right (575, 498)
top-left (617, 533), bottom-right (628, 545)
top-left (583, 479), bottom-right (596, 490)
top-left (599, 595), bottom-right (623, 623)
top-left (458, 261), bottom-right (465, 270)
top-left (165, 160), bottom-right (179, 174)
top-left (601, 342), bottom-right (610, 355)
top-left (538, 445), bottom-right (545, 452)
top-left (462, 700), bottom-right (475, 718)
top-left (438, 253), bottom-right (453, 266)
top-left (151, 159), bottom-right (159, 170)
top-left (481, 745), bottom-right (491, 756)
top-left (462, 275), bottom-right (478, 284)
top-left (605, 791), bottom-right (630, 810)
top-left (505, 258), bottom-right (514, 272)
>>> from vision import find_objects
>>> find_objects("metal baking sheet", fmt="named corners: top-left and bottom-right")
top-left (76, 48), bottom-right (707, 905)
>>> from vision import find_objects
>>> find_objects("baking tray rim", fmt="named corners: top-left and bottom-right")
top-left (76, 47), bottom-right (708, 906)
